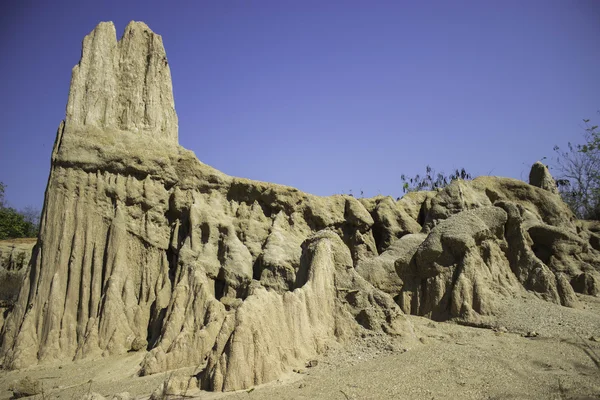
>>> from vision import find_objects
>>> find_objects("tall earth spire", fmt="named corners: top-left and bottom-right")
top-left (0, 21), bottom-right (181, 370)
top-left (65, 21), bottom-right (178, 142)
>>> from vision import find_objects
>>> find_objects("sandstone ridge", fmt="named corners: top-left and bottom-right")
top-left (1, 22), bottom-right (599, 393)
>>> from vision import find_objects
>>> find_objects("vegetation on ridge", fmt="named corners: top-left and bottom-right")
top-left (0, 182), bottom-right (40, 240)
top-left (552, 113), bottom-right (600, 220)
top-left (400, 165), bottom-right (473, 194)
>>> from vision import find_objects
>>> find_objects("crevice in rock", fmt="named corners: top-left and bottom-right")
top-left (214, 272), bottom-right (226, 301)
top-left (252, 255), bottom-right (263, 281)
top-left (26, 243), bottom-right (40, 312)
top-left (165, 246), bottom-right (177, 292)
top-left (371, 223), bottom-right (385, 255)
top-left (166, 211), bottom-right (187, 287)
top-left (216, 227), bottom-right (228, 266)
top-left (226, 184), bottom-right (275, 218)
top-left (355, 309), bottom-right (373, 330)
top-left (235, 281), bottom-right (250, 300)
top-left (294, 246), bottom-right (312, 289)
top-left (146, 300), bottom-right (167, 350)
top-left (302, 207), bottom-right (325, 232)
top-left (417, 202), bottom-right (427, 227)
top-left (259, 203), bottom-right (273, 219)
top-left (200, 222), bottom-right (210, 244)
top-left (531, 243), bottom-right (551, 265)
top-left (484, 188), bottom-right (500, 204)
top-left (77, 243), bottom-right (87, 332)
top-left (88, 245), bottom-right (97, 320)
top-left (340, 224), bottom-right (360, 265)
top-left (100, 225), bottom-right (112, 298)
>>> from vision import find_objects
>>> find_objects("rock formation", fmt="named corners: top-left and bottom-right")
top-left (1, 21), bottom-right (599, 393)
top-left (529, 161), bottom-right (559, 195)
top-left (0, 240), bottom-right (34, 330)
top-left (0, 22), bottom-right (415, 390)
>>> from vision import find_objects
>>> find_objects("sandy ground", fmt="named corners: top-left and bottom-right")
top-left (0, 294), bottom-right (599, 400)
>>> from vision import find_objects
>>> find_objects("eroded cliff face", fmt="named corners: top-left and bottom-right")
top-left (0, 22), bottom-right (415, 391)
top-left (0, 240), bottom-right (35, 330)
top-left (1, 21), bottom-right (599, 393)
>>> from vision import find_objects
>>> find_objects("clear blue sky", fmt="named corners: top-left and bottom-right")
top-left (1, 0), bottom-right (599, 211)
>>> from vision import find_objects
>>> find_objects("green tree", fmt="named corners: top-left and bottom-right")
top-left (0, 207), bottom-right (37, 239)
top-left (401, 165), bottom-right (473, 194)
top-left (553, 114), bottom-right (600, 219)
top-left (0, 181), bottom-right (5, 208)
top-left (0, 182), bottom-right (40, 239)
top-left (20, 206), bottom-right (40, 231)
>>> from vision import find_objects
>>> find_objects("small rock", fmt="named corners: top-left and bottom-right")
top-left (11, 376), bottom-right (41, 399)
top-left (529, 161), bottom-right (559, 194)
top-left (81, 393), bottom-right (107, 400)
top-left (306, 359), bottom-right (318, 368)
top-left (149, 375), bottom-right (198, 400)
top-left (299, 383), bottom-right (306, 389)
top-left (589, 336), bottom-right (599, 342)
top-left (112, 392), bottom-right (133, 400)
top-left (385, 343), bottom-right (399, 352)
top-left (130, 337), bottom-right (148, 352)
top-left (524, 331), bottom-right (539, 338)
